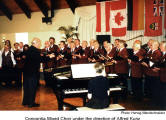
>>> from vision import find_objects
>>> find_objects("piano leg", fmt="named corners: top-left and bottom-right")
top-left (110, 91), bottom-right (120, 104)
top-left (112, 96), bottom-right (118, 104)
top-left (82, 95), bottom-right (87, 106)
top-left (55, 92), bottom-right (64, 110)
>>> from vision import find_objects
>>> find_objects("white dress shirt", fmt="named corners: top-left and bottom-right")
top-left (119, 47), bottom-right (125, 52)
top-left (133, 50), bottom-right (139, 55)
top-left (50, 45), bottom-right (54, 48)
top-left (60, 47), bottom-right (64, 51)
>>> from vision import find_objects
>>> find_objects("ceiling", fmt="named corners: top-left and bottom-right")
top-left (0, 0), bottom-right (100, 21)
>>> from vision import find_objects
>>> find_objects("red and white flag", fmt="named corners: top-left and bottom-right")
top-left (96, 1), bottom-right (110, 33)
top-left (110, 0), bottom-right (127, 37)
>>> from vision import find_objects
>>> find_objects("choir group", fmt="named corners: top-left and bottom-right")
top-left (0, 37), bottom-right (166, 109)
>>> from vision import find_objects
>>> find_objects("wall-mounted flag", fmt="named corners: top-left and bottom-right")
top-left (96, 1), bottom-right (110, 33)
top-left (127, 0), bottom-right (144, 30)
top-left (144, 0), bottom-right (163, 36)
top-left (110, 0), bottom-right (127, 37)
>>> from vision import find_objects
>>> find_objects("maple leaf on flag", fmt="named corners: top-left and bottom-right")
top-left (114, 12), bottom-right (124, 26)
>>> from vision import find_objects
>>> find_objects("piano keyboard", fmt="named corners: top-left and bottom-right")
top-left (63, 87), bottom-right (122, 94)
top-left (64, 88), bottom-right (87, 94)
top-left (109, 87), bottom-right (122, 91)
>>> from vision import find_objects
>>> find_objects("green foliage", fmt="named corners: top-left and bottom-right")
top-left (57, 26), bottom-right (79, 40)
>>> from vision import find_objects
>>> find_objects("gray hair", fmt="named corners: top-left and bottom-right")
top-left (94, 62), bottom-right (104, 73)
top-left (31, 37), bottom-right (40, 45)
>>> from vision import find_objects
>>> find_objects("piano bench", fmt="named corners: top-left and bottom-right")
top-left (76, 104), bottom-right (125, 111)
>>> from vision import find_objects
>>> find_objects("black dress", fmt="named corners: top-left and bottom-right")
top-left (86, 76), bottom-right (110, 109)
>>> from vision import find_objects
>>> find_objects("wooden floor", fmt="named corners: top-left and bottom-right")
top-left (0, 81), bottom-right (161, 111)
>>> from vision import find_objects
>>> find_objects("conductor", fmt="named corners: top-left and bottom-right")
top-left (22, 38), bottom-right (42, 108)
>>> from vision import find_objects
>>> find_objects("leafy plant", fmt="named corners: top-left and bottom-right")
top-left (57, 26), bottom-right (79, 40)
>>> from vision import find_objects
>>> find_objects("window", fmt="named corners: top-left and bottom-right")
top-left (15, 32), bottom-right (28, 44)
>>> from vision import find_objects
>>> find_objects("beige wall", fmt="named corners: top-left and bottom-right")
top-left (0, 33), bottom-right (15, 49)
top-left (0, 8), bottom-right (74, 48)
top-left (0, 6), bottom-right (165, 49)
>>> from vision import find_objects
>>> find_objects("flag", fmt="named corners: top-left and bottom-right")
top-left (127, 0), bottom-right (144, 30)
top-left (110, 0), bottom-right (127, 37)
top-left (144, 0), bottom-right (163, 36)
top-left (96, 1), bottom-right (110, 33)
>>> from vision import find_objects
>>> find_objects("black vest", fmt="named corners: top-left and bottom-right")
top-left (2, 51), bottom-right (13, 68)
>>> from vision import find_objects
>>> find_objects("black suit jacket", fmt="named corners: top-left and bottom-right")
top-left (23, 46), bottom-right (41, 76)
top-left (88, 76), bottom-right (109, 100)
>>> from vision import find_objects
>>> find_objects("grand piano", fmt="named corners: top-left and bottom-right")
top-left (50, 64), bottom-right (126, 110)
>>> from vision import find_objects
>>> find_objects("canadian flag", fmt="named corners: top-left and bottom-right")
top-left (96, 1), bottom-right (110, 33)
top-left (110, 0), bottom-right (127, 37)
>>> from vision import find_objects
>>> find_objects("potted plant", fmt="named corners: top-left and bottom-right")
top-left (57, 26), bottom-right (79, 41)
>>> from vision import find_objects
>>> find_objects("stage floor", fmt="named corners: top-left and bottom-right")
top-left (0, 82), bottom-right (161, 111)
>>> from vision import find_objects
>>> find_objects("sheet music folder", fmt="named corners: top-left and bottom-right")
top-left (71, 63), bottom-right (106, 79)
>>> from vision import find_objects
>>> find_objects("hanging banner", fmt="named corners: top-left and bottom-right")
top-left (144, 0), bottom-right (164, 36)
top-left (127, 0), bottom-right (144, 30)
top-left (110, 0), bottom-right (127, 37)
top-left (96, 1), bottom-right (110, 33)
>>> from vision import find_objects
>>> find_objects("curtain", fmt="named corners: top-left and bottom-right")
top-left (74, 5), bottom-right (96, 43)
